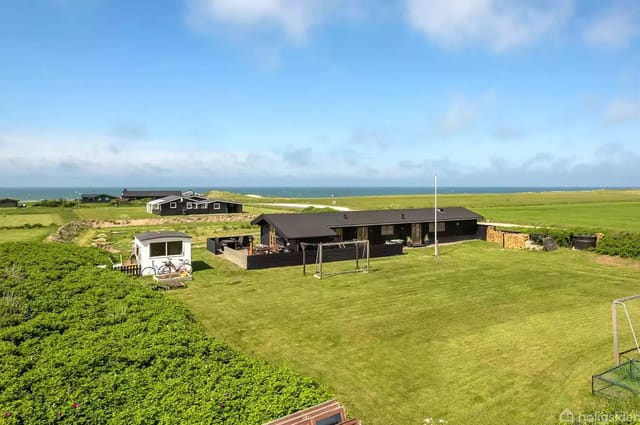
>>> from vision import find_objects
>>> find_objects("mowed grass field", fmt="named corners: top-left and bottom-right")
top-left (477, 201), bottom-right (640, 232)
top-left (244, 189), bottom-right (640, 210)
top-left (168, 243), bottom-right (639, 425)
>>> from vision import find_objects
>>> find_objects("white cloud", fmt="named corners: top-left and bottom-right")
top-left (584, 10), bottom-right (639, 48)
top-left (438, 96), bottom-right (477, 134)
top-left (186, 0), bottom-right (329, 41)
top-left (404, 0), bottom-right (574, 51)
top-left (603, 98), bottom-right (640, 126)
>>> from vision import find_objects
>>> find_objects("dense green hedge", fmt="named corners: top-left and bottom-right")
top-left (0, 243), bottom-right (329, 424)
top-left (595, 232), bottom-right (640, 259)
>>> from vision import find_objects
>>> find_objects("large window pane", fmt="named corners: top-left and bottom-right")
top-left (150, 242), bottom-right (166, 257)
top-left (167, 241), bottom-right (183, 256)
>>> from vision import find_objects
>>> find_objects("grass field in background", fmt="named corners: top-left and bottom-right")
top-left (244, 189), bottom-right (640, 211)
top-left (477, 201), bottom-right (640, 232)
top-left (73, 205), bottom-right (153, 220)
top-left (167, 242), bottom-right (637, 424)
top-left (0, 212), bottom-right (63, 226)
top-left (0, 226), bottom-right (56, 242)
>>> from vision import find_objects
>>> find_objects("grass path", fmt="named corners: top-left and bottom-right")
top-left (168, 242), bottom-right (639, 424)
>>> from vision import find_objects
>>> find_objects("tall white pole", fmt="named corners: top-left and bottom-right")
top-left (434, 173), bottom-right (438, 257)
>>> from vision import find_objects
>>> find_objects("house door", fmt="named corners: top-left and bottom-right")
top-left (411, 223), bottom-right (422, 245)
top-left (357, 226), bottom-right (368, 241)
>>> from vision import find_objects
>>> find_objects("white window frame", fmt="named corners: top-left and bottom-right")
top-left (169, 202), bottom-right (177, 208)
top-left (200, 203), bottom-right (207, 209)
top-left (186, 202), bottom-right (193, 209)
top-left (213, 203), bottom-right (221, 210)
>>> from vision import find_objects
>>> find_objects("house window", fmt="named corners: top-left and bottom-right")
top-left (186, 202), bottom-right (193, 209)
top-left (213, 203), bottom-right (221, 210)
top-left (149, 241), bottom-right (183, 257)
top-left (200, 203), bottom-right (207, 209)
top-left (428, 222), bottom-right (445, 232)
top-left (170, 202), bottom-right (177, 208)
top-left (381, 225), bottom-right (394, 236)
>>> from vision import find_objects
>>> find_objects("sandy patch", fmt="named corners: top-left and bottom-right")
top-left (91, 213), bottom-right (257, 228)
top-left (593, 255), bottom-right (640, 269)
top-left (258, 203), bottom-right (352, 212)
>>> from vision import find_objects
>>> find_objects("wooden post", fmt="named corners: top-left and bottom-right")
top-left (614, 301), bottom-right (620, 365)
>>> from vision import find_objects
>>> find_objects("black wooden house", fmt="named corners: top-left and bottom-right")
top-left (147, 194), bottom-right (242, 216)
top-left (251, 207), bottom-right (483, 252)
top-left (0, 198), bottom-right (19, 208)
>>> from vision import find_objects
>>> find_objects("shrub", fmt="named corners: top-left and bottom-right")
top-left (0, 242), bottom-right (329, 424)
top-left (595, 232), bottom-right (640, 259)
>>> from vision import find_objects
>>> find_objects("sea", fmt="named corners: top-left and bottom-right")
top-left (0, 186), bottom-right (635, 201)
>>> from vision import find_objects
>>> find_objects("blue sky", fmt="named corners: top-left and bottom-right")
top-left (0, 0), bottom-right (639, 187)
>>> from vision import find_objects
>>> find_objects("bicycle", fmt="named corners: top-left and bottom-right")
top-left (141, 258), bottom-right (192, 276)
top-left (159, 258), bottom-right (192, 275)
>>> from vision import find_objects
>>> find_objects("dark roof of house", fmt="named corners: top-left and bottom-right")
top-left (134, 231), bottom-right (192, 242)
top-left (251, 207), bottom-right (483, 240)
top-left (122, 190), bottom-right (182, 198)
top-left (81, 193), bottom-right (117, 198)
top-left (0, 198), bottom-right (19, 202)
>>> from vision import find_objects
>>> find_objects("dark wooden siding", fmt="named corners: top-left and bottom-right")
top-left (157, 200), bottom-right (243, 216)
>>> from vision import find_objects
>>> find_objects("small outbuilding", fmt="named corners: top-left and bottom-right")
top-left (132, 231), bottom-right (192, 275)
top-left (0, 198), bottom-right (19, 208)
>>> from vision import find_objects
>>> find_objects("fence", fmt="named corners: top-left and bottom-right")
top-left (112, 264), bottom-right (141, 276)
top-left (220, 243), bottom-right (403, 270)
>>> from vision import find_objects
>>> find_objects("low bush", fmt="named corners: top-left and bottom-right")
top-left (32, 199), bottom-right (76, 208)
top-left (594, 232), bottom-right (640, 259)
top-left (0, 242), bottom-right (329, 424)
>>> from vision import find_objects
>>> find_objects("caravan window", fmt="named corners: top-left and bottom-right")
top-left (150, 242), bottom-right (166, 257)
top-left (167, 241), bottom-right (183, 255)
top-left (149, 241), bottom-right (183, 257)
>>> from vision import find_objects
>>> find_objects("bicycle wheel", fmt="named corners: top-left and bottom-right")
top-left (158, 264), bottom-right (172, 275)
top-left (178, 262), bottom-right (192, 273)
top-left (141, 266), bottom-right (157, 276)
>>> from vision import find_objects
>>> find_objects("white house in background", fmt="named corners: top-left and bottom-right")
top-left (132, 231), bottom-right (192, 275)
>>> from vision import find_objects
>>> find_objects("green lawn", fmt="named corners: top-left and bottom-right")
top-left (0, 226), bottom-right (56, 242)
top-left (167, 243), bottom-right (638, 424)
top-left (251, 189), bottom-right (640, 211)
top-left (477, 201), bottom-right (640, 232)
top-left (74, 205), bottom-right (152, 220)
top-left (0, 212), bottom-right (62, 227)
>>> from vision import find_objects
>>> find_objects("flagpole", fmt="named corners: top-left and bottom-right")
top-left (434, 173), bottom-right (438, 258)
